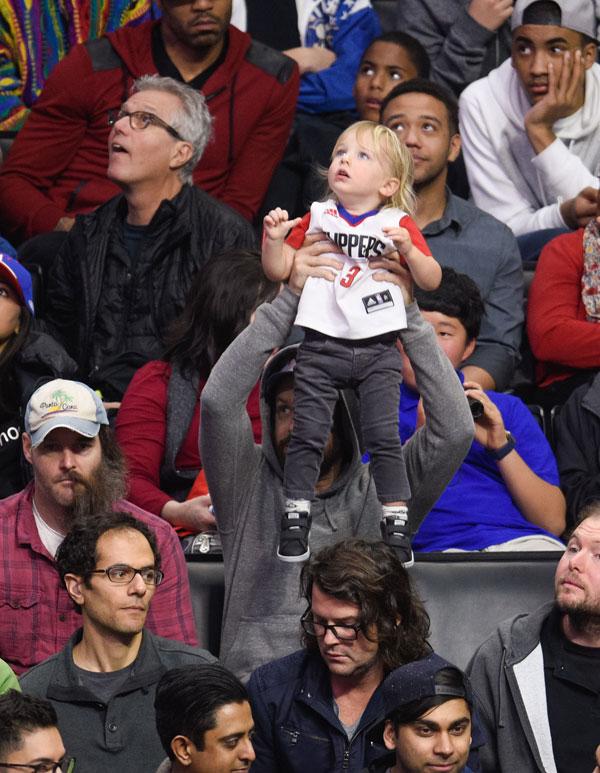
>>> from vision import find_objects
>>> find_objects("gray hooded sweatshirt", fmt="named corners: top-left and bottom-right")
top-left (200, 287), bottom-right (473, 682)
top-left (467, 601), bottom-right (558, 772)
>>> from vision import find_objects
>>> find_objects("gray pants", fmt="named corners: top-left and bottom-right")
top-left (283, 330), bottom-right (411, 504)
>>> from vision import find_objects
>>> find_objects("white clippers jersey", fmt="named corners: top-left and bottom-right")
top-left (288, 200), bottom-right (429, 339)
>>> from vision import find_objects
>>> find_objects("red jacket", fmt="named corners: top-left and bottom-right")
top-left (0, 22), bottom-right (299, 242)
top-left (115, 359), bottom-right (262, 516)
top-left (527, 229), bottom-right (600, 387)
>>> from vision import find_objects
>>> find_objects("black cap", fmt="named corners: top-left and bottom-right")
top-left (382, 653), bottom-right (473, 716)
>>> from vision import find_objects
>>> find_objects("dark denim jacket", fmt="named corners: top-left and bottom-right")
top-left (248, 649), bottom-right (387, 772)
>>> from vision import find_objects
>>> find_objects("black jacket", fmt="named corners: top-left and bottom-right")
top-left (45, 184), bottom-right (256, 398)
top-left (555, 371), bottom-right (600, 526)
top-left (0, 329), bottom-right (77, 498)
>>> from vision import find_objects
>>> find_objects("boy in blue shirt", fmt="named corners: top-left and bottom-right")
top-left (400, 267), bottom-right (566, 551)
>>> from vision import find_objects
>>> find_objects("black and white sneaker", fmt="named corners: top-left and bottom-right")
top-left (277, 505), bottom-right (312, 562)
top-left (380, 514), bottom-right (414, 567)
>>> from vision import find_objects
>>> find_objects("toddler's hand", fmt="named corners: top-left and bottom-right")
top-left (263, 208), bottom-right (301, 241)
top-left (383, 226), bottom-right (413, 257)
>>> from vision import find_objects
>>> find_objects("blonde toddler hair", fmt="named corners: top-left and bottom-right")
top-left (327, 120), bottom-right (416, 214)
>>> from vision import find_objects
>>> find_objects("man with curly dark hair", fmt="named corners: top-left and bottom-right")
top-left (20, 511), bottom-right (215, 773)
top-left (247, 538), bottom-right (431, 772)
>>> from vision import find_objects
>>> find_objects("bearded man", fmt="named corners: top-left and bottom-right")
top-left (468, 501), bottom-right (600, 773)
top-left (0, 378), bottom-right (196, 675)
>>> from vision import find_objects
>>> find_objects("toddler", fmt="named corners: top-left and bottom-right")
top-left (262, 121), bottom-right (441, 564)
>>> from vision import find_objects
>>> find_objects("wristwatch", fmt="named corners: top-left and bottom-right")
top-left (488, 432), bottom-right (516, 461)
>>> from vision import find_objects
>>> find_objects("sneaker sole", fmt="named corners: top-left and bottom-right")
top-left (277, 548), bottom-right (310, 563)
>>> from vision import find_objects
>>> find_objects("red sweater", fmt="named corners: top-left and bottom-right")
top-left (527, 229), bottom-right (600, 387)
top-left (115, 360), bottom-right (262, 516)
top-left (0, 22), bottom-right (299, 242)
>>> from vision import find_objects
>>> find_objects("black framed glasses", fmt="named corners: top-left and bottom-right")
top-left (301, 609), bottom-right (364, 641)
top-left (107, 109), bottom-right (183, 141)
top-left (0, 758), bottom-right (76, 772)
top-left (89, 564), bottom-right (164, 586)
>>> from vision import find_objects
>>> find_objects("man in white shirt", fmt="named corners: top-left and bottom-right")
top-left (459, 0), bottom-right (600, 238)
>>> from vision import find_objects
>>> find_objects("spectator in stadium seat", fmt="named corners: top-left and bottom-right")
top-left (381, 78), bottom-right (523, 391)
top-left (353, 33), bottom-right (430, 122)
top-left (459, 0), bottom-right (600, 241)
top-left (231, 0), bottom-right (380, 115)
top-left (0, 0), bottom-right (298, 244)
top-left (0, 1), bottom-right (159, 132)
top-left (0, 255), bottom-right (78, 499)
top-left (43, 75), bottom-right (255, 402)
top-left (247, 539), bottom-right (432, 772)
top-left (398, 267), bottom-right (565, 552)
top-left (200, 240), bottom-right (473, 681)
top-left (0, 378), bottom-right (197, 676)
top-left (468, 502), bottom-right (600, 772)
top-left (0, 691), bottom-right (70, 771)
top-left (259, 30), bottom-right (430, 221)
top-left (369, 654), bottom-right (477, 773)
top-left (396, 0), bottom-right (513, 96)
top-left (115, 251), bottom-right (278, 531)
top-left (154, 664), bottom-right (255, 773)
top-left (527, 205), bottom-right (600, 406)
top-left (20, 512), bottom-right (214, 773)
top-left (555, 371), bottom-right (600, 525)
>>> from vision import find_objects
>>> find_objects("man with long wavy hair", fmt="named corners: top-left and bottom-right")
top-left (247, 538), bottom-right (432, 772)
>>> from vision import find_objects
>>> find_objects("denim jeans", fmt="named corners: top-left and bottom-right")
top-left (283, 330), bottom-right (411, 504)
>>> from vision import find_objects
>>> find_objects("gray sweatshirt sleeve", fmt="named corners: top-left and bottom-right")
top-left (400, 302), bottom-right (474, 530)
top-left (200, 288), bottom-right (299, 531)
top-left (397, 0), bottom-right (500, 94)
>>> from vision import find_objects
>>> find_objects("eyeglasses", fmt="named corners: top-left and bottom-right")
top-left (89, 564), bottom-right (164, 586)
top-left (107, 109), bottom-right (184, 141)
top-left (0, 758), bottom-right (76, 772)
top-left (301, 609), bottom-right (364, 641)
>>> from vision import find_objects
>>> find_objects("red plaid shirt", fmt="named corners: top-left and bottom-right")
top-left (0, 484), bottom-right (198, 674)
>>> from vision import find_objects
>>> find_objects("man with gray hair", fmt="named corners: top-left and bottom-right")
top-left (0, 0), bottom-right (298, 243)
top-left (43, 74), bottom-right (255, 401)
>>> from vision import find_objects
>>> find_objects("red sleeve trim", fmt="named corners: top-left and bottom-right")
top-left (399, 215), bottom-right (432, 256)
top-left (285, 212), bottom-right (311, 249)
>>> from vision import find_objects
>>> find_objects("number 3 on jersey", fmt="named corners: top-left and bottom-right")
top-left (340, 265), bottom-right (361, 288)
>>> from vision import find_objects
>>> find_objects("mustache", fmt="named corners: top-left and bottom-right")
top-left (56, 470), bottom-right (90, 488)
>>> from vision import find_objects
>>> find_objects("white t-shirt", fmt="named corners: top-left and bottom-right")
top-left (32, 500), bottom-right (65, 558)
top-left (288, 200), bottom-right (430, 339)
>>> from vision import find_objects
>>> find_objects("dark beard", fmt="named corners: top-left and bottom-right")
top-left (69, 454), bottom-right (126, 520)
top-left (557, 600), bottom-right (600, 639)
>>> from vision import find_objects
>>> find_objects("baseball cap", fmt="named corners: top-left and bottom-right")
top-left (262, 344), bottom-right (299, 403)
top-left (382, 653), bottom-right (473, 716)
top-left (25, 379), bottom-right (109, 448)
top-left (511, 0), bottom-right (597, 40)
top-left (0, 254), bottom-right (34, 315)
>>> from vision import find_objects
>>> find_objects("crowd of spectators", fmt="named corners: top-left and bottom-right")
top-left (1, 0), bottom-right (600, 770)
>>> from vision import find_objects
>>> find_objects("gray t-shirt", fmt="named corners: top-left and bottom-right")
top-left (333, 699), bottom-right (361, 740)
top-left (73, 662), bottom-right (134, 705)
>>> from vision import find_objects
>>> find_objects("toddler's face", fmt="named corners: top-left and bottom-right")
top-left (329, 129), bottom-right (395, 211)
